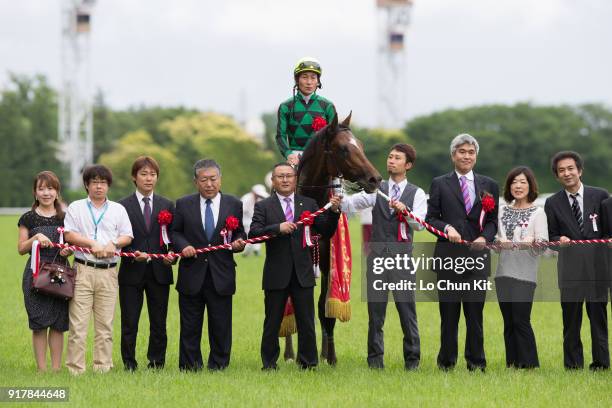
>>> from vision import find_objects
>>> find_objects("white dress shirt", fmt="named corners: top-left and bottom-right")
top-left (200, 193), bottom-right (221, 230)
top-left (135, 190), bottom-right (154, 214)
top-left (64, 197), bottom-right (133, 263)
top-left (341, 178), bottom-right (427, 231)
top-left (455, 169), bottom-right (476, 207)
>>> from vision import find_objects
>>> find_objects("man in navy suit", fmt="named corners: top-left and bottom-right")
top-left (119, 156), bottom-right (175, 371)
top-left (172, 159), bottom-right (246, 371)
top-left (544, 151), bottom-right (609, 370)
top-left (426, 134), bottom-right (499, 371)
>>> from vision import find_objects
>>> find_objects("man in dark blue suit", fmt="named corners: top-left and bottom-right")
top-left (426, 134), bottom-right (499, 372)
top-left (172, 159), bottom-right (246, 371)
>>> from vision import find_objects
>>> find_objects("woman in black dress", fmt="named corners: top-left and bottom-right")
top-left (17, 171), bottom-right (72, 372)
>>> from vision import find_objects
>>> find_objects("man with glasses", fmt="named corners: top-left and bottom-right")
top-left (249, 163), bottom-right (341, 370)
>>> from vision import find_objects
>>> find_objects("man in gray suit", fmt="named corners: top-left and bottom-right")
top-left (342, 144), bottom-right (427, 370)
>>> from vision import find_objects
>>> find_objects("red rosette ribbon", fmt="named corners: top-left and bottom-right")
top-left (479, 193), bottom-right (496, 232)
top-left (312, 116), bottom-right (327, 132)
top-left (396, 212), bottom-right (411, 242)
top-left (220, 215), bottom-right (239, 245)
top-left (157, 210), bottom-right (173, 246)
top-left (57, 227), bottom-right (65, 244)
top-left (300, 211), bottom-right (315, 248)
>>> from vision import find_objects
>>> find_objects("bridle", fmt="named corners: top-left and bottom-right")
top-left (297, 126), bottom-right (350, 192)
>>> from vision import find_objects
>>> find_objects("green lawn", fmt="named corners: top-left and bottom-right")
top-left (0, 215), bottom-right (610, 407)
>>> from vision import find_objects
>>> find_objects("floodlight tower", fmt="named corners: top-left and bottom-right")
top-left (376, 0), bottom-right (413, 129)
top-left (58, 0), bottom-right (96, 190)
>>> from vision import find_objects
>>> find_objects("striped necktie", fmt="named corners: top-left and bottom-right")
top-left (460, 175), bottom-right (472, 213)
top-left (570, 193), bottom-right (583, 234)
top-left (284, 197), bottom-right (294, 222)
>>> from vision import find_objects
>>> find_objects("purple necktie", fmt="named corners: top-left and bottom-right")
top-left (391, 184), bottom-right (400, 213)
top-left (143, 197), bottom-right (152, 231)
top-left (460, 176), bottom-right (472, 214)
top-left (284, 197), bottom-right (294, 222)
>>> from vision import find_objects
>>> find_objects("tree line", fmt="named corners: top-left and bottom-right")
top-left (1, 73), bottom-right (611, 206)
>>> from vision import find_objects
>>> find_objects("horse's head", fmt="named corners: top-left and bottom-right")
top-left (321, 113), bottom-right (382, 193)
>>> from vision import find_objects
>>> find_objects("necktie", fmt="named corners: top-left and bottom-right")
top-left (143, 197), bottom-right (151, 232)
top-left (570, 193), bottom-right (583, 234)
top-left (204, 198), bottom-right (214, 241)
top-left (284, 197), bottom-right (294, 222)
top-left (391, 184), bottom-right (400, 213)
top-left (460, 175), bottom-right (472, 214)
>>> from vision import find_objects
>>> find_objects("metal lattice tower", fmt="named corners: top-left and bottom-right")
top-left (376, 0), bottom-right (413, 129)
top-left (59, 0), bottom-right (96, 190)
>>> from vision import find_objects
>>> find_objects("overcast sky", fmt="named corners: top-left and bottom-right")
top-left (1, 0), bottom-right (611, 127)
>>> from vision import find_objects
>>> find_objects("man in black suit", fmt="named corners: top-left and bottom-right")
top-left (544, 151), bottom-right (609, 370)
top-left (171, 159), bottom-right (246, 371)
top-left (425, 133), bottom-right (499, 371)
top-left (119, 156), bottom-right (175, 371)
top-left (601, 196), bottom-right (612, 317)
top-left (249, 163), bottom-right (341, 370)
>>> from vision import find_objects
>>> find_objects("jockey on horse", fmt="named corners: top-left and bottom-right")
top-left (276, 57), bottom-right (337, 166)
top-left (275, 57), bottom-right (338, 363)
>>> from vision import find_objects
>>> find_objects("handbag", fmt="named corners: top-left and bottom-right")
top-left (32, 250), bottom-right (76, 300)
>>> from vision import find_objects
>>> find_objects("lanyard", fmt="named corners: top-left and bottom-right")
top-left (87, 200), bottom-right (109, 240)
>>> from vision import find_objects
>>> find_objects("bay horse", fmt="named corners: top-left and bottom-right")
top-left (283, 112), bottom-right (382, 365)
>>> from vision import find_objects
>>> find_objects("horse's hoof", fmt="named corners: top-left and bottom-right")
top-left (284, 351), bottom-right (295, 362)
top-left (326, 337), bottom-right (337, 366)
top-left (320, 334), bottom-right (328, 359)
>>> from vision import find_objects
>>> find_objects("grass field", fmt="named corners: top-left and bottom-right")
top-left (0, 214), bottom-right (610, 407)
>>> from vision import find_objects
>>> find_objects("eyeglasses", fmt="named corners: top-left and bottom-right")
top-left (274, 174), bottom-right (296, 180)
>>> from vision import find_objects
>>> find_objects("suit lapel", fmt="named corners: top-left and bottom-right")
top-left (214, 193), bottom-right (230, 241)
top-left (273, 193), bottom-right (288, 223)
top-left (446, 172), bottom-right (466, 207)
top-left (470, 174), bottom-right (487, 214)
top-left (582, 186), bottom-right (595, 235)
top-left (294, 195), bottom-right (305, 222)
top-left (151, 194), bottom-right (162, 233)
top-left (192, 194), bottom-right (207, 242)
top-left (557, 191), bottom-right (582, 237)
top-left (128, 193), bottom-right (147, 234)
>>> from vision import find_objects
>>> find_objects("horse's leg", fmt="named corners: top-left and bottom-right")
top-left (283, 335), bottom-right (295, 362)
top-left (318, 241), bottom-right (337, 365)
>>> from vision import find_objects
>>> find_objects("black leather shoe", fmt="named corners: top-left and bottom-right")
top-left (124, 363), bottom-right (137, 372)
top-left (147, 361), bottom-right (165, 369)
top-left (405, 362), bottom-right (419, 371)
top-left (437, 364), bottom-right (455, 372)
top-left (589, 363), bottom-right (609, 371)
top-left (467, 364), bottom-right (486, 372)
top-left (261, 365), bottom-right (279, 371)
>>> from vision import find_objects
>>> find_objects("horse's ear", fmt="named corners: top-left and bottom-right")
top-left (340, 111), bottom-right (352, 127)
top-left (326, 114), bottom-right (339, 136)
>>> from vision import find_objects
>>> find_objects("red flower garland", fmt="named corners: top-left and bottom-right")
top-left (312, 117), bottom-right (327, 131)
